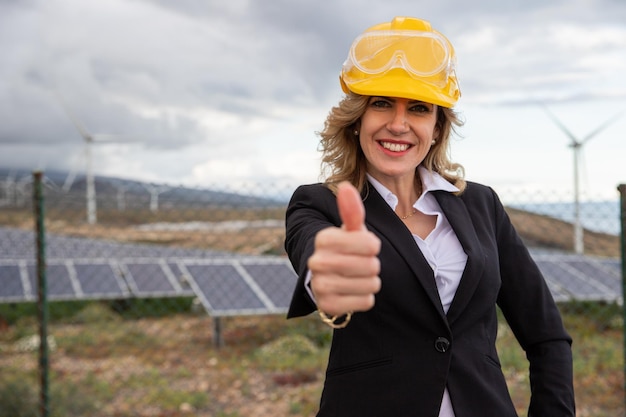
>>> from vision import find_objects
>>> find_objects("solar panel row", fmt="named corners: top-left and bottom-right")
top-left (533, 254), bottom-right (621, 302)
top-left (0, 227), bottom-right (231, 260)
top-left (1, 253), bottom-right (621, 312)
top-left (0, 227), bottom-right (622, 319)
top-left (0, 257), bottom-right (298, 316)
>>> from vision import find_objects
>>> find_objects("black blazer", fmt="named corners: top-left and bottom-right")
top-left (285, 181), bottom-right (575, 417)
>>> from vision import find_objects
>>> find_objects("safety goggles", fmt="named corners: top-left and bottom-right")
top-left (343, 30), bottom-right (455, 86)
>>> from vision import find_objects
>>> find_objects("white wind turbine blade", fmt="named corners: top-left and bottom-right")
top-left (542, 105), bottom-right (580, 146)
top-left (54, 92), bottom-right (86, 191)
top-left (577, 112), bottom-right (622, 200)
top-left (580, 111), bottom-right (623, 145)
top-left (61, 168), bottom-right (77, 192)
top-left (55, 92), bottom-right (93, 143)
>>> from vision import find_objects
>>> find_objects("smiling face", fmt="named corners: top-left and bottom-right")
top-left (358, 96), bottom-right (438, 188)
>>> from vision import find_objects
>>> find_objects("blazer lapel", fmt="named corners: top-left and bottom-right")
top-left (433, 191), bottom-right (486, 324)
top-left (362, 184), bottom-right (448, 322)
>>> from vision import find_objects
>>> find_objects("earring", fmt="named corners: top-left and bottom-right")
top-left (431, 139), bottom-right (436, 145)
top-left (354, 130), bottom-right (359, 136)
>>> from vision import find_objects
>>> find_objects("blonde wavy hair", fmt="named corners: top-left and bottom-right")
top-left (318, 93), bottom-right (466, 194)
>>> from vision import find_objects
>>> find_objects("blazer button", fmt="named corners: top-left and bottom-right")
top-left (435, 337), bottom-right (450, 353)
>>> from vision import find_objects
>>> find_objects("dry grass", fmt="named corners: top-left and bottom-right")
top-left (507, 207), bottom-right (619, 258)
top-left (1, 204), bottom-right (620, 257)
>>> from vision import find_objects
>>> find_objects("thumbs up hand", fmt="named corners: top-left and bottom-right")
top-left (308, 182), bottom-right (382, 316)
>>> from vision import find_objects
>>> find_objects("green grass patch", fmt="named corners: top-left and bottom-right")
top-left (0, 371), bottom-right (100, 417)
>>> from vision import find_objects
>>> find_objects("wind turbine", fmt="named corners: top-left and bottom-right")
top-left (542, 106), bottom-right (622, 254)
top-left (143, 183), bottom-right (171, 212)
top-left (57, 96), bottom-right (141, 225)
top-left (111, 180), bottom-right (132, 211)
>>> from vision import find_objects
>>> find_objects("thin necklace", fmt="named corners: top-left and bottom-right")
top-left (399, 179), bottom-right (421, 220)
top-left (400, 208), bottom-right (418, 220)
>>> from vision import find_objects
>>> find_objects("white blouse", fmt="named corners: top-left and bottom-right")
top-left (367, 166), bottom-right (468, 417)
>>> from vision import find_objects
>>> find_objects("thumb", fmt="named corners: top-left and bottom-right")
top-left (337, 181), bottom-right (366, 231)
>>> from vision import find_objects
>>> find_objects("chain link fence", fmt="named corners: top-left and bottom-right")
top-left (0, 171), bottom-right (623, 417)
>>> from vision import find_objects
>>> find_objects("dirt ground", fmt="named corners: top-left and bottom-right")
top-left (2, 314), bottom-right (326, 417)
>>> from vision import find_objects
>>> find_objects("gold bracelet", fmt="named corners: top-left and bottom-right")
top-left (318, 310), bottom-right (352, 329)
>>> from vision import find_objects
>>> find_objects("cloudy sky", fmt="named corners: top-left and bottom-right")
top-left (1, 0), bottom-right (625, 201)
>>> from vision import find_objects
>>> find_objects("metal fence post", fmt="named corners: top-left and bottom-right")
top-left (33, 171), bottom-right (50, 417)
top-left (213, 317), bottom-right (223, 349)
top-left (618, 183), bottom-right (626, 413)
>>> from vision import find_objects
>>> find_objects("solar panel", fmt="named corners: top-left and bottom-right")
top-left (167, 261), bottom-right (193, 291)
top-left (0, 229), bottom-right (35, 260)
top-left (567, 260), bottom-right (621, 293)
top-left (183, 263), bottom-right (269, 315)
top-left (532, 264), bottom-right (571, 302)
top-left (158, 257), bottom-right (298, 316)
top-left (73, 262), bottom-right (129, 298)
top-left (122, 260), bottom-right (193, 297)
top-left (603, 259), bottom-right (621, 276)
top-left (0, 263), bottom-right (28, 301)
top-left (0, 226), bottom-right (229, 260)
top-left (533, 252), bottom-right (621, 302)
top-left (240, 263), bottom-right (296, 310)
top-left (26, 262), bottom-right (76, 299)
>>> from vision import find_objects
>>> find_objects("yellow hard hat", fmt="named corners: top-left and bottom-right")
top-left (340, 16), bottom-right (461, 108)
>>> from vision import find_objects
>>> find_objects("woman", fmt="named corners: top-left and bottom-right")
top-left (284, 16), bottom-right (575, 417)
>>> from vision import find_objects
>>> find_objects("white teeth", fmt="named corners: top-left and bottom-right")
top-left (381, 141), bottom-right (410, 152)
